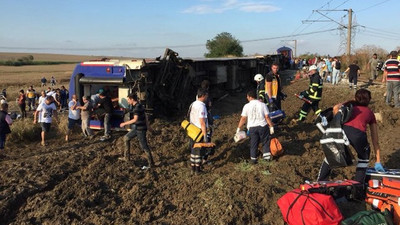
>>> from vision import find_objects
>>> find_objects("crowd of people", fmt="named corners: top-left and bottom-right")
top-left (1, 49), bottom-right (399, 180)
top-left (189, 49), bottom-right (399, 182)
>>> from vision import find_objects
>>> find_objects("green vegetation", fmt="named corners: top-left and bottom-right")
top-left (0, 55), bottom-right (76, 66)
top-left (205, 32), bottom-right (244, 58)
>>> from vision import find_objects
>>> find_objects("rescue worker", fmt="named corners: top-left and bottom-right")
top-left (265, 63), bottom-right (284, 110)
top-left (119, 93), bottom-right (154, 168)
top-left (297, 65), bottom-right (323, 121)
top-left (317, 89), bottom-right (383, 182)
top-left (189, 88), bottom-right (209, 173)
top-left (254, 74), bottom-right (266, 103)
top-left (236, 90), bottom-right (274, 164)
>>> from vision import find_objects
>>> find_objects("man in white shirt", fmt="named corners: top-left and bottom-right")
top-left (237, 90), bottom-right (274, 164)
top-left (65, 94), bottom-right (81, 142)
top-left (189, 88), bottom-right (209, 173)
top-left (38, 91), bottom-right (47, 106)
top-left (34, 96), bottom-right (58, 146)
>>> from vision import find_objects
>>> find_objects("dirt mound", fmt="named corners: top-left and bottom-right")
top-left (1, 72), bottom-right (399, 224)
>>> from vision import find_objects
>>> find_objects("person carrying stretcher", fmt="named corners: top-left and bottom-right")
top-left (317, 89), bottom-right (384, 183)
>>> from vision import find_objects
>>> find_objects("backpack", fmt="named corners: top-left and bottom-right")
top-left (277, 189), bottom-right (343, 225)
top-left (341, 209), bottom-right (393, 225)
top-left (335, 61), bottom-right (341, 70)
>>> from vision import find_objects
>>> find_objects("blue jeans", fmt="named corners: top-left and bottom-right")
top-left (248, 125), bottom-right (270, 161)
top-left (332, 68), bottom-right (340, 84)
top-left (123, 126), bottom-right (150, 159)
top-left (386, 81), bottom-right (400, 107)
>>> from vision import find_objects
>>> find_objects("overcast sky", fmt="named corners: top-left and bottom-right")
top-left (0, 0), bottom-right (399, 58)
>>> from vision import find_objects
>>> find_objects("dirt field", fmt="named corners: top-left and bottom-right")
top-left (1, 59), bottom-right (400, 224)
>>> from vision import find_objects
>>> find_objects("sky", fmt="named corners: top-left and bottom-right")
top-left (0, 0), bottom-right (399, 58)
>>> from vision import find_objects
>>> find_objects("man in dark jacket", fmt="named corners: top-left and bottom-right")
top-left (254, 74), bottom-right (266, 103)
top-left (0, 103), bottom-right (12, 151)
top-left (119, 93), bottom-right (154, 168)
top-left (98, 91), bottom-right (113, 141)
top-left (297, 65), bottom-right (323, 121)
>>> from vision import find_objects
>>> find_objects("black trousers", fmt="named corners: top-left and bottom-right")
top-left (299, 100), bottom-right (320, 120)
top-left (249, 125), bottom-right (270, 161)
top-left (349, 73), bottom-right (358, 86)
top-left (318, 125), bottom-right (370, 183)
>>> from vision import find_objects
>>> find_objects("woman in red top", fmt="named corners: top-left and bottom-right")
top-left (18, 89), bottom-right (26, 118)
top-left (318, 89), bottom-right (382, 183)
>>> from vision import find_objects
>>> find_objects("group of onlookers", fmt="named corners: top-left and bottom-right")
top-left (16, 85), bottom-right (70, 119)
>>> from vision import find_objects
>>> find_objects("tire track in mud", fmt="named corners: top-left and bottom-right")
top-left (0, 139), bottom-right (113, 225)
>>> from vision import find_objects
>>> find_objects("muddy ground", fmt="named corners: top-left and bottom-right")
top-left (1, 71), bottom-right (400, 225)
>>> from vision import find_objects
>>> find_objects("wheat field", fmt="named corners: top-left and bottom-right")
top-left (0, 52), bottom-right (112, 111)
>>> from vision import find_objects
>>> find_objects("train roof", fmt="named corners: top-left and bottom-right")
top-left (81, 59), bottom-right (147, 70)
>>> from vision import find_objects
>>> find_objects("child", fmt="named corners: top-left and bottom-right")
top-left (0, 103), bottom-right (12, 151)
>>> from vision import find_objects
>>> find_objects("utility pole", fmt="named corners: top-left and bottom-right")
top-left (346, 9), bottom-right (352, 57)
top-left (302, 8), bottom-right (354, 58)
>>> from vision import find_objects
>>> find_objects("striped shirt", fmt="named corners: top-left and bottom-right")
top-left (384, 58), bottom-right (400, 81)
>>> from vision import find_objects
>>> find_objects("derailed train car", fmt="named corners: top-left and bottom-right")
top-left (68, 48), bottom-right (280, 130)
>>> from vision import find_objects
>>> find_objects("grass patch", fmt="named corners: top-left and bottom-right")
top-left (7, 114), bottom-right (69, 143)
top-left (235, 161), bottom-right (253, 172)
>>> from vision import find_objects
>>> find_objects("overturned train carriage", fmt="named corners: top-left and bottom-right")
top-left (69, 48), bottom-right (279, 130)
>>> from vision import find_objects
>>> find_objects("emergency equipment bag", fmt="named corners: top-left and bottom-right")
top-left (192, 142), bottom-right (216, 157)
top-left (269, 109), bottom-right (286, 124)
top-left (270, 137), bottom-right (283, 156)
top-left (181, 120), bottom-right (203, 142)
top-left (366, 177), bottom-right (400, 224)
top-left (341, 209), bottom-right (393, 225)
top-left (277, 189), bottom-right (343, 225)
top-left (300, 180), bottom-right (364, 201)
top-left (268, 102), bottom-right (285, 124)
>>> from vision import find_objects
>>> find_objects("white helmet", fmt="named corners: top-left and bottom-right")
top-left (254, 74), bottom-right (264, 82)
top-left (309, 65), bottom-right (317, 71)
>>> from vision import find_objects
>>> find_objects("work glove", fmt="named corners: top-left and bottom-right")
top-left (268, 98), bottom-right (273, 104)
top-left (269, 126), bottom-right (274, 135)
top-left (236, 128), bottom-right (240, 134)
top-left (374, 162), bottom-right (385, 172)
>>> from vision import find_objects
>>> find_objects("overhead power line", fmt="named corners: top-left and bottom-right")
top-left (357, 0), bottom-right (391, 13)
top-left (0, 28), bottom-right (340, 52)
